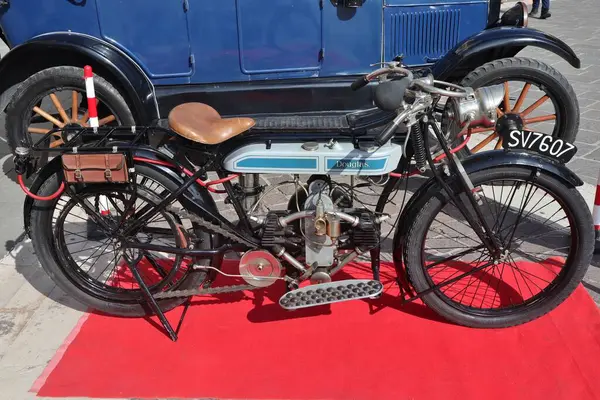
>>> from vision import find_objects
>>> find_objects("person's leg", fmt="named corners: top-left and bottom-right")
top-left (540, 0), bottom-right (551, 18)
top-left (530, 0), bottom-right (540, 14)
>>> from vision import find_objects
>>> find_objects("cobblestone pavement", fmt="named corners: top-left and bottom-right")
top-left (0, 1), bottom-right (600, 398)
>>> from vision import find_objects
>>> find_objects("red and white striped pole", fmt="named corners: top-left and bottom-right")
top-left (83, 65), bottom-right (99, 132)
top-left (594, 170), bottom-right (600, 253)
top-left (83, 65), bottom-right (110, 216)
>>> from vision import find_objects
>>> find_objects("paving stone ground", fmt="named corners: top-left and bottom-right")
top-left (0, 1), bottom-right (599, 398)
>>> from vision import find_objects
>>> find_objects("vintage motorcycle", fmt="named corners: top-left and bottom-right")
top-left (13, 63), bottom-right (595, 340)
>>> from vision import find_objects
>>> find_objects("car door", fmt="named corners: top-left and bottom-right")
top-left (187, 0), bottom-right (323, 83)
top-left (95, 0), bottom-right (192, 81)
top-left (320, 0), bottom-right (383, 77)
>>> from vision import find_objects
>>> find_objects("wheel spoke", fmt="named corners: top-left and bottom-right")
top-left (28, 127), bottom-right (50, 134)
top-left (49, 93), bottom-right (70, 124)
top-left (521, 95), bottom-right (549, 117)
top-left (494, 137), bottom-right (503, 150)
top-left (98, 115), bottom-right (116, 126)
top-left (524, 114), bottom-right (556, 124)
top-left (32, 106), bottom-right (65, 128)
top-left (469, 126), bottom-right (495, 134)
top-left (71, 91), bottom-right (79, 121)
top-left (79, 110), bottom-right (89, 126)
top-left (512, 83), bottom-right (531, 113)
top-left (503, 82), bottom-right (511, 112)
top-left (471, 133), bottom-right (498, 153)
top-left (50, 139), bottom-right (65, 148)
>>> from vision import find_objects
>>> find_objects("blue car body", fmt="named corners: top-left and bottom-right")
top-left (1, 0), bottom-right (489, 84)
top-left (0, 0), bottom-right (580, 122)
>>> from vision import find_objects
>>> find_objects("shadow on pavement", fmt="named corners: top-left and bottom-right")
top-left (4, 233), bottom-right (88, 312)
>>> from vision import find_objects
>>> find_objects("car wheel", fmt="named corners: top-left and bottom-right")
top-left (456, 57), bottom-right (579, 156)
top-left (5, 66), bottom-right (135, 163)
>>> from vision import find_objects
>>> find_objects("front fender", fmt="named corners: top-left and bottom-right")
top-left (461, 150), bottom-right (583, 187)
top-left (432, 27), bottom-right (581, 80)
top-left (0, 32), bottom-right (159, 123)
top-left (391, 150), bottom-right (582, 288)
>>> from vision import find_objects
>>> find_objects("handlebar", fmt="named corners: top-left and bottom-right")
top-left (353, 63), bottom-right (472, 146)
top-left (351, 64), bottom-right (468, 98)
top-left (351, 76), bottom-right (370, 91)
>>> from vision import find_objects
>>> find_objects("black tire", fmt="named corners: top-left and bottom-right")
top-left (403, 166), bottom-right (594, 328)
top-left (457, 57), bottom-right (579, 157)
top-left (5, 66), bottom-right (135, 151)
top-left (29, 164), bottom-right (209, 317)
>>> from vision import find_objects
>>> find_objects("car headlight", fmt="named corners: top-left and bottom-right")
top-left (500, 1), bottom-right (528, 28)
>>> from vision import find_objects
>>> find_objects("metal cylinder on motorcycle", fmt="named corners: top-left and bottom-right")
top-left (239, 173), bottom-right (261, 210)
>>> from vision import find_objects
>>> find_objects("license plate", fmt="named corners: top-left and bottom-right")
top-left (500, 129), bottom-right (577, 163)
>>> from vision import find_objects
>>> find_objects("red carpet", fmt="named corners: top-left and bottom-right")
top-left (33, 261), bottom-right (600, 399)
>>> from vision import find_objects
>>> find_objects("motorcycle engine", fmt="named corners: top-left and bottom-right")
top-left (303, 179), bottom-right (336, 269)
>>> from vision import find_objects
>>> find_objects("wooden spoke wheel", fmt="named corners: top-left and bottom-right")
top-left (467, 81), bottom-right (557, 153)
top-left (28, 90), bottom-right (119, 149)
top-left (457, 58), bottom-right (579, 157)
top-left (6, 66), bottom-right (135, 169)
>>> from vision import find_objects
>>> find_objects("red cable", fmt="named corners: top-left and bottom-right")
top-left (18, 175), bottom-right (65, 201)
top-left (432, 132), bottom-right (472, 163)
top-left (390, 170), bottom-right (421, 178)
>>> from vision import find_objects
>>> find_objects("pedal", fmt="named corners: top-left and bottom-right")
top-left (279, 279), bottom-right (383, 310)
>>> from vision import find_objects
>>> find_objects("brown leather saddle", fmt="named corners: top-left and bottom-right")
top-left (168, 103), bottom-right (255, 145)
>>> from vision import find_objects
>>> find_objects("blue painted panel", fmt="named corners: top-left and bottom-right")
top-left (320, 0), bottom-right (383, 76)
top-left (236, 158), bottom-right (318, 170)
top-left (95, 0), bottom-right (192, 78)
top-left (0, 1), bottom-right (102, 47)
top-left (236, 0), bottom-right (322, 74)
top-left (187, 0), bottom-right (323, 83)
top-left (384, 3), bottom-right (488, 65)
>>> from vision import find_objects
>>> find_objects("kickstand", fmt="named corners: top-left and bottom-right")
top-left (370, 248), bottom-right (380, 281)
top-left (127, 258), bottom-right (179, 342)
top-left (175, 297), bottom-right (192, 336)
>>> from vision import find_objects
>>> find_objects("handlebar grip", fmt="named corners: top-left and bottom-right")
top-left (351, 76), bottom-right (369, 91)
top-left (374, 122), bottom-right (399, 147)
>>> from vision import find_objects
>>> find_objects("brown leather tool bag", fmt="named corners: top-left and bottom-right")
top-left (62, 153), bottom-right (129, 183)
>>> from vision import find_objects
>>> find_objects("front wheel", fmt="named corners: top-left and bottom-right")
top-left (403, 166), bottom-right (594, 328)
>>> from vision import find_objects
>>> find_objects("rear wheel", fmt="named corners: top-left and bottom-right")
top-left (458, 57), bottom-right (579, 156)
top-left (29, 164), bottom-right (210, 317)
top-left (403, 166), bottom-right (594, 328)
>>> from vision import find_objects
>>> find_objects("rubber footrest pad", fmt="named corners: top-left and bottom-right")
top-left (279, 279), bottom-right (383, 310)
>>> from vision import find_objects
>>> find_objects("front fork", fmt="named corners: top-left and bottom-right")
top-left (424, 113), bottom-right (503, 259)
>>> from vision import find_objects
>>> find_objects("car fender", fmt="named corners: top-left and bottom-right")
top-left (432, 27), bottom-right (581, 81)
top-left (0, 32), bottom-right (159, 123)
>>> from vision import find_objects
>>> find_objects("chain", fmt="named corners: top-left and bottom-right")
top-left (148, 207), bottom-right (260, 300)
top-left (166, 206), bottom-right (258, 248)
top-left (153, 284), bottom-right (257, 299)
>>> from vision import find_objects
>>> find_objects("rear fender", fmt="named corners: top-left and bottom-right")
top-left (23, 150), bottom-right (220, 236)
top-left (432, 27), bottom-right (581, 81)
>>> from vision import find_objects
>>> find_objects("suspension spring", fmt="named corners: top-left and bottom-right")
top-left (411, 124), bottom-right (428, 172)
